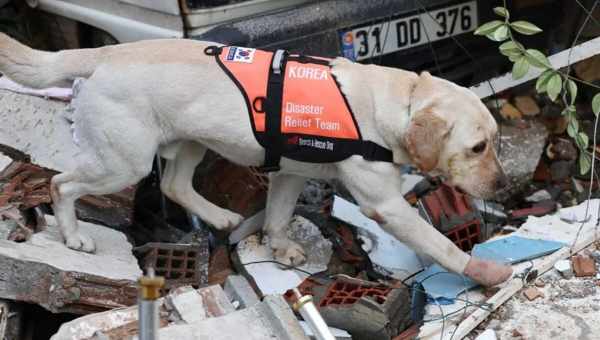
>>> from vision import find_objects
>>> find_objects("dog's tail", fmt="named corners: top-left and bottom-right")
top-left (0, 33), bottom-right (107, 88)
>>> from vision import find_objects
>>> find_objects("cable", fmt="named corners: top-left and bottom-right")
top-left (241, 260), bottom-right (319, 277)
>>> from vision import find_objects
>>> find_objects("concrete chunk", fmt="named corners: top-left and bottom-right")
top-left (224, 275), bottom-right (260, 309)
top-left (0, 214), bottom-right (141, 314)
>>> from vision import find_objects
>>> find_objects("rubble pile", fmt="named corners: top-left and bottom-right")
top-left (0, 57), bottom-right (600, 340)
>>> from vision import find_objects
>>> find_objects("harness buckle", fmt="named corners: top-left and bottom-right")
top-left (272, 50), bottom-right (286, 75)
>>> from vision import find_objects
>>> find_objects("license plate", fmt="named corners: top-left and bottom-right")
top-left (340, 1), bottom-right (478, 61)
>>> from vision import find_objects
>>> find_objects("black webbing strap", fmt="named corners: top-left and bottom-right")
top-left (260, 50), bottom-right (288, 172)
top-left (359, 141), bottom-right (394, 163)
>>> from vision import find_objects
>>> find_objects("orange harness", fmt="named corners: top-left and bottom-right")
top-left (205, 45), bottom-right (393, 171)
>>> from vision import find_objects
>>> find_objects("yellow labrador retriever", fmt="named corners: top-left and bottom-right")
top-left (0, 34), bottom-right (512, 286)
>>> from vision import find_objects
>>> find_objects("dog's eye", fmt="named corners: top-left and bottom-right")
top-left (472, 141), bottom-right (486, 154)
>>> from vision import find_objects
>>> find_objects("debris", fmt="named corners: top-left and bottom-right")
top-left (571, 255), bottom-right (596, 277)
top-left (522, 287), bottom-right (544, 301)
top-left (0, 90), bottom-right (78, 173)
top-left (331, 196), bottom-right (424, 280)
top-left (154, 295), bottom-right (308, 340)
top-left (0, 214), bottom-right (140, 314)
top-left (290, 288), bottom-right (336, 340)
top-left (229, 209), bottom-right (265, 245)
top-left (508, 201), bottom-right (557, 222)
top-left (419, 183), bottom-right (483, 249)
top-left (195, 154), bottom-right (267, 218)
top-left (292, 277), bottom-right (411, 340)
top-left (299, 321), bottom-right (352, 340)
top-left (224, 275), bottom-right (260, 309)
top-left (208, 244), bottom-right (234, 286)
top-left (475, 329), bottom-right (497, 340)
top-left (546, 138), bottom-right (577, 161)
top-left (166, 285), bottom-right (235, 323)
top-left (496, 120), bottom-right (549, 201)
top-left (471, 236), bottom-right (564, 265)
top-left (524, 189), bottom-right (552, 203)
top-left (499, 102), bottom-right (522, 120)
top-left (134, 242), bottom-right (209, 289)
top-left (235, 215), bottom-right (332, 295)
top-left (514, 96), bottom-right (540, 116)
top-left (554, 260), bottom-right (573, 279)
top-left (534, 279), bottom-right (545, 288)
top-left (415, 264), bottom-right (477, 301)
top-left (52, 285), bottom-right (240, 340)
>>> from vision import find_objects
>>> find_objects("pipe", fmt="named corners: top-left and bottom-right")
top-left (138, 268), bottom-right (165, 340)
top-left (292, 288), bottom-right (335, 340)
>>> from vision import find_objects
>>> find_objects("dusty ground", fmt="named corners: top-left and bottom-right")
top-left (477, 264), bottom-right (600, 340)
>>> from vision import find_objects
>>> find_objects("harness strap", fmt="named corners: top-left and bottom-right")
top-left (261, 49), bottom-right (288, 172)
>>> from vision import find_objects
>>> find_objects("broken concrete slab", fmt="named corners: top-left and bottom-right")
top-left (224, 275), bottom-right (260, 309)
top-left (0, 90), bottom-right (78, 173)
top-left (166, 285), bottom-right (235, 324)
top-left (150, 295), bottom-right (308, 340)
top-left (52, 284), bottom-right (235, 340)
top-left (0, 214), bottom-right (141, 314)
top-left (496, 120), bottom-right (549, 201)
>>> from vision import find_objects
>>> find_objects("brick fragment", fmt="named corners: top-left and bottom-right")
top-left (523, 287), bottom-right (544, 301)
top-left (514, 96), bottom-right (540, 116)
top-left (572, 255), bottom-right (596, 277)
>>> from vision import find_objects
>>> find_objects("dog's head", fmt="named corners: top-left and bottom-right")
top-left (402, 72), bottom-right (508, 199)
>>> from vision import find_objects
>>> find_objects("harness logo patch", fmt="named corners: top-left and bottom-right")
top-left (226, 47), bottom-right (256, 63)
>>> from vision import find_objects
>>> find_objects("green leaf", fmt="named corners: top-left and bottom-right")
top-left (536, 70), bottom-right (554, 93)
top-left (508, 54), bottom-right (521, 63)
top-left (566, 79), bottom-right (577, 105)
top-left (577, 132), bottom-right (589, 150)
top-left (547, 74), bottom-right (563, 102)
top-left (525, 49), bottom-right (551, 68)
top-left (511, 21), bottom-right (543, 35)
top-left (593, 93), bottom-right (600, 116)
top-left (489, 25), bottom-right (509, 41)
top-left (474, 20), bottom-right (505, 36)
top-left (493, 7), bottom-right (509, 19)
top-left (567, 119), bottom-right (579, 138)
top-left (579, 153), bottom-right (592, 175)
top-left (499, 41), bottom-right (522, 57)
top-left (512, 57), bottom-right (529, 80)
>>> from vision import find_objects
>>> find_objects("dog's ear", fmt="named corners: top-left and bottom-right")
top-left (403, 108), bottom-right (451, 172)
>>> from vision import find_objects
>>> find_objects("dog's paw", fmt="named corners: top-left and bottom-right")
top-left (208, 210), bottom-right (244, 231)
top-left (272, 240), bottom-right (307, 268)
top-left (65, 232), bottom-right (96, 253)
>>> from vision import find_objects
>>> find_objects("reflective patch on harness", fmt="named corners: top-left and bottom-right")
top-left (226, 47), bottom-right (256, 63)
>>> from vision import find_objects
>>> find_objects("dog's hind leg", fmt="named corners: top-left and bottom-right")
top-left (51, 169), bottom-right (149, 253)
top-left (160, 141), bottom-right (244, 230)
top-left (264, 173), bottom-right (307, 267)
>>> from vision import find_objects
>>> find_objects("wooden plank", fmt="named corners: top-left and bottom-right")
top-left (470, 35), bottom-right (600, 99)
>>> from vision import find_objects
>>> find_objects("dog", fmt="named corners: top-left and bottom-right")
top-left (0, 34), bottom-right (512, 287)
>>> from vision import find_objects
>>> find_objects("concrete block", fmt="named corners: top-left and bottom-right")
top-left (224, 275), bottom-right (260, 309)
top-left (152, 295), bottom-right (308, 340)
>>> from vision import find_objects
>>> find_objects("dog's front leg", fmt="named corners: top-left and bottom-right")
top-left (338, 161), bottom-right (512, 287)
top-left (264, 173), bottom-right (307, 267)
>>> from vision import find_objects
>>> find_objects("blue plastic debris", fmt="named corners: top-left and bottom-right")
top-left (414, 264), bottom-right (477, 302)
top-left (415, 236), bottom-right (564, 301)
top-left (472, 236), bottom-right (564, 264)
